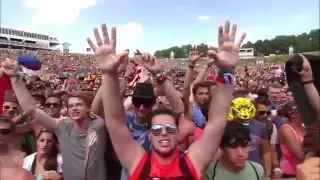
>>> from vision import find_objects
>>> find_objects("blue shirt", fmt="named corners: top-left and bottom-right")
top-left (244, 120), bottom-right (268, 165)
top-left (192, 104), bottom-right (206, 129)
top-left (121, 111), bottom-right (151, 180)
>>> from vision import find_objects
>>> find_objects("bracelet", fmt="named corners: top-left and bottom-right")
top-left (154, 71), bottom-right (168, 84)
top-left (216, 70), bottom-right (235, 84)
top-left (188, 64), bottom-right (195, 69)
top-left (302, 80), bottom-right (314, 85)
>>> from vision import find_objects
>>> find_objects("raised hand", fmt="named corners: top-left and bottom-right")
top-left (207, 46), bottom-right (216, 66)
top-left (295, 54), bottom-right (313, 81)
top-left (2, 58), bottom-right (20, 76)
top-left (208, 20), bottom-right (246, 69)
top-left (141, 52), bottom-right (160, 74)
top-left (188, 45), bottom-right (203, 64)
top-left (87, 24), bottom-right (128, 74)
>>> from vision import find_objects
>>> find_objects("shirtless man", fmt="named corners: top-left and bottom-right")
top-left (0, 115), bottom-right (25, 167)
top-left (0, 165), bottom-right (35, 180)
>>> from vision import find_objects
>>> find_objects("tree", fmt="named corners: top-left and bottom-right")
top-left (154, 44), bottom-right (218, 58)
top-left (241, 29), bottom-right (319, 55)
top-left (154, 29), bottom-right (319, 58)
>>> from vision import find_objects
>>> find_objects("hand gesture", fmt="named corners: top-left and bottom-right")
top-left (117, 52), bottom-right (130, 74)
top-left (293, 54), bottom-right (313, 81)
top-left (42, 170), bottom-right (61, 180)
top-left (208, 21), bottom-right (246, 69)
top-left (87, 24), bottom-right (128, 74)
top-left (141, 52), bottom-right (160, 74)
top-left (188, 45), bottom-right (203, 64)
top-left (296, 157), bottom-right (320, 180)
top-left (1, 58), bottom-right (20, 76)
top-left (207, 46), bottom-right (216, 66)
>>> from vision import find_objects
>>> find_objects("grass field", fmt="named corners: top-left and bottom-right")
top-left (238, 51), bottom-right (320, 64)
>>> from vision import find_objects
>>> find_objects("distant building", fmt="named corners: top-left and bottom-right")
top-left (239, 48), bottom-right (254, 59)
top-left (0, 27), bottom-right (59, 50)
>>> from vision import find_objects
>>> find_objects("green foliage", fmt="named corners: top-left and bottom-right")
top-left (154, 43), bottom-right (218, 58)
top-left (154, 29), bottom-right (320, 58)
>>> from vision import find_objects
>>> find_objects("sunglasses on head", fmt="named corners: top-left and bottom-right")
top-left (226, 139), bottom-right (250, 149)
top-left (0, 128), bottom-right (13, 135)
top-left (132, 98), bottom-right (154, 108)
top-left (150, 124), bottom-right (178, 136)
top-left (44, 102), bottom-right (60, 108)
top-left (3, 105), bottom-right (18, 111)
top-left (258, 111), bottom-right (271, 116)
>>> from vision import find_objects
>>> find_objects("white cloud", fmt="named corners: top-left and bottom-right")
top-left (24, 0), bottom-right (100, 27)
top-left (197, 16), bottom-right (210, 21)
top-left (116, 22), bottom-right (144, 55)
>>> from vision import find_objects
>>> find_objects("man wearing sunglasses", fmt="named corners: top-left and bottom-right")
top-left (98, 20), bottom-right (245, 179)
top-left (0, 115), bottom-right (26, 167)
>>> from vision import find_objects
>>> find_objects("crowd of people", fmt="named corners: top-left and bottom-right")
top-left (0, 20), bottom-right (319, 180)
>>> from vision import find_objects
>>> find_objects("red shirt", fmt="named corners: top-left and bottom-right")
top-left (130, 150), bottom-right (199, 180)
top-left (0, 73), bottom-right (12, 114)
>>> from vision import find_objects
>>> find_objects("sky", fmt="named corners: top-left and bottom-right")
top-left (0, 0), bottom-right (319, 55)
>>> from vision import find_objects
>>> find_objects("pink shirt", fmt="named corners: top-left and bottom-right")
top-left (280, 124), bottom-right (305, 175)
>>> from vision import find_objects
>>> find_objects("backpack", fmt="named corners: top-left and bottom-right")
top-left (138, 152), bottom-right (195, 180)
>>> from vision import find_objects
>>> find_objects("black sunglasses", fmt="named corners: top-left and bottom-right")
top-left (258, 111), bottom-right (271, 116)
top-left (44, 103), bottom-right (60, 108)
top-left (150, 124), bottom-right (178, 136)
top-left (132, 98), bottom-right (154, 108)
top-left (0, 128), bottom-right (13, 135)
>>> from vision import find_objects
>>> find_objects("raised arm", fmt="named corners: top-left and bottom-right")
top-left (141, 53), bottom-right (184, 114)
top-left (1, 59), bottom-right (59, 131)
top-left (188, 20), bottom-right (246, 175)
top-left (86, 24), bottom-right (145, 174)
top-left (298, 54), bottom-right (320, 112)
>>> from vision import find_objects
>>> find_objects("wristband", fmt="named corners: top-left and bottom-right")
top-left (188, 64), bottom-right (195, 69)
top-left (216, 70), bottom-right (235, 84)
top-left (302, 80), bottom-right (313, 85)
top-left (154, 71), bottom-right (168, 84)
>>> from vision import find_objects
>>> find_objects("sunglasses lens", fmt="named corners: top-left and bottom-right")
top-left (132, 98), bottom-right (153, 108)
top-left (165, 125), bottom-right (177, 134)
top-left (150, 125), bottom-right (162, 136)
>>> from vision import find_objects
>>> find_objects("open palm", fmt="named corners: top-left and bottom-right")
top-left (87, 24), bottom-right (128, 73)
top-left (209, 21), bottom-right (246, 69)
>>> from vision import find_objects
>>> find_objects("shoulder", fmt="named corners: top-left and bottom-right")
top-left (2, 166), bottom-right (35, 180)
top-left (24, 153), bottom-right (36, 161)
top-left (56, 118), bottom-right (73, 132)
top-left (247, 161), bottom-right (264, 176)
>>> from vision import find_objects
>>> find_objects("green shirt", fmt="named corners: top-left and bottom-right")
top-left (205, 160), bottom-right (265, 180)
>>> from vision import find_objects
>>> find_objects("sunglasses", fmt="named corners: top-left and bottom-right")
top-left (150, 124), bottom-right (178, 136)
top-left (288, 106), bottom-right (298, 113)
top-left (44, 103), bottom-right (60, 108)
top-left (258, 111), bottom-right (271, 116)
top-left (227, 140), bottom-right (250, 149)
top-left (3, 105), bottom-right (18, 111)
top-left (132, 98), bottom-right (154, 108)
top-left (0, 128), bottom-right (13, 135)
